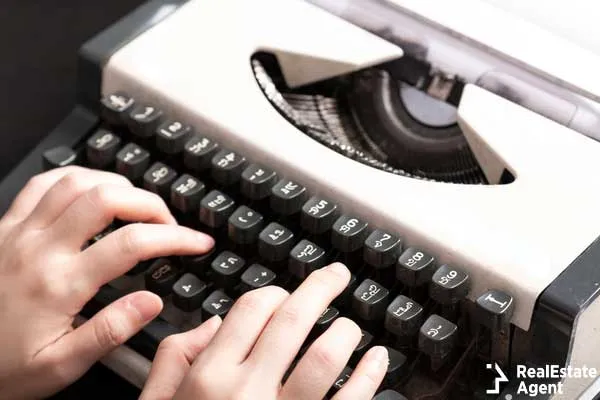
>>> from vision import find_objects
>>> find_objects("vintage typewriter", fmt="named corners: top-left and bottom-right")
top-left (3, 0), bottom-right (600, 398)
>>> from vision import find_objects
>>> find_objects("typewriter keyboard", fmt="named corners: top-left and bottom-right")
top-left (41, 92), bottom-right (517, 399)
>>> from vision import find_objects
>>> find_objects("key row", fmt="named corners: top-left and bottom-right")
top-left (88, 137), bottom-right (473, 298)
top-left (99, 92), bottom-right (516, 324)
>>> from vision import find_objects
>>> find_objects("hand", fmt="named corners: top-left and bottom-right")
top-left (0, 166), bottom-right (214, 399)
top-left (140, 263), bottom-right (389, 400)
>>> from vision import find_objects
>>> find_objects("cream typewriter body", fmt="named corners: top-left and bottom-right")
top-left (3, 0), bottom-right (600, 398)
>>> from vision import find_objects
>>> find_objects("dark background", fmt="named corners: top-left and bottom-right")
top-left (1, 1), bottom-right (146, 398)
top-left (0, 0), bottom-right (145, 179)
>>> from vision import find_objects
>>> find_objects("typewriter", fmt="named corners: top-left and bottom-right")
top-left (3, 0), bottom-right (600, 398)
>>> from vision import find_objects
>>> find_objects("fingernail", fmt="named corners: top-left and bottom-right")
top-left (127, 292), bottom-right (163, 322)
top-left (366, 346), bottom-right (388, 372)
top-left (327, 262), bottom-right (350, 278)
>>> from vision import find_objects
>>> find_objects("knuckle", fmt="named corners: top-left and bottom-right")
top-left (26, 174), bottom-right (50, 190)
top-left (276, 305), bottom-right (302, 326)
top-left (111, 173), bottom-right (133, 187)
top-left (58, 173), bottom-right (87, 194)
top-left (235, 290), bottom-right (267, 312)
top-left (157, 334), bottom-right (184, 354)
top-left (307, 342), bottom-right (340, 373)
top-left (192, 367), bottom-right (219, 391)
top-left (234, 286), bottom-right (288, 313)
top-left (88, 184), bottom-right (113, 207)
top-left (95, 312), bottom-right (127, 349)
top-left (34, 272), bottom-right (70, 299)
top-left (148, 191), bottom-right (167, 208)
top-left (42, 353), bottom-right (75, 388)
top-left (119, 223), bottom-right (146, 257)
top-left (87, 185), bottom-right (116, 222)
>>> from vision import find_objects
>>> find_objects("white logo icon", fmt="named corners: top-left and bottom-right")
top-left (486, 363), bottom-right (509, 394)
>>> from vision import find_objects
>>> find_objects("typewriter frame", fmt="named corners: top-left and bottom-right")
top-left (2, 0), bottom-right (600, 398)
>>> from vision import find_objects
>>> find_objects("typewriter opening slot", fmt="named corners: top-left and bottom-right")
top-left (251, 52), bottom-right (515, 185)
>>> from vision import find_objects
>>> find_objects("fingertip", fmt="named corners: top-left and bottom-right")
top-left (197, 232), bottom-right (215, 250)
top-left (363, 346), bottom-right (389, 375)
top-left (203, 314), bottom-right (223, 332)
top-left (326, 262), bottom-right (351, 281)
top-left (126, 291), bottom-right (164, 323)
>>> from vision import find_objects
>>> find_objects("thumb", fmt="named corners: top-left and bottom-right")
top-left (139, 315), bottom-right (223, 400)
top-left (50, 291), bottom-right (163, 385)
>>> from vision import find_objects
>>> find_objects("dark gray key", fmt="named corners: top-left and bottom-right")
top-left (240, 164), bottom-right (277, 200)
top-left (43, 146), bottom-right (78, 171)
top-left (172, 273), bottom-right (212, 312)
top-left (430, 264), bottom-right (470, 305)
top-left (127, 103), bottom-right (163, 138)
top-left (199, 190), bottom-right (236, 228)
top-left (180, 247), bottom-right (216, 278)
top-left (258, 222), bottom-right (295, 262)
top-left (86, 129), bottom-right (122, 169)
top-left (239, 264), bottom-right (277, 293)
top-left (144, 258), bottom-right (181, 297)
top-left (352, 279), bottom-right (391, 321)
top-left (115, 143), bottom-right (150, 182)
top-left (300, 196), bottom-right (338, 234)
top-left (385, 295), bottom-right (424, 337)
top-left (211, 149), bottom-right (247, 186)
top-left (101, 92), bottom-right (135, 125)
top-left (288, 240), bottom-right (326, 279)
top-left (143, 162), bottom-right (178, 199)
top-left (418, 314), bottom-right (457, 358)
top-left (332, 215), bottom-right (369, 252)
top-left (476, 290), bottom-right (514, 331)
top-left (211, 251), bottom-right (246, 290)
top-left (170, 174), bottom-right (206, 213)
top-left (202, 290), bottom-right (234, 319)
top-left (184, 135), bottom-right (219, 171)
top-left (228, 206), bottom-right (264, 244)
top-left (270, 179), bottom-right (307, 215)
top-left (396, 247), bottom-right (436, 287)
top-left (156, 120), bottom-right (192, 154)
top-left (364, 230), bottom-right (402, 269)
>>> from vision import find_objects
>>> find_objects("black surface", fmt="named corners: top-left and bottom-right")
top-left (48, 364), bottom-right (140, 400)
top-left (0, 0), bottom-right (147, 180)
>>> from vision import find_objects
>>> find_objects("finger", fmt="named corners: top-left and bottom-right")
top-left (198, 286), bottom-right (289, 365)
top-left (247, 263), bottom-right (350, 381)
top-left (49, 184), bottom-right (176, 249)
top-left (331, 346), bottom-right (388, 400)
top-left (24, 168), bottom-right (134, 228)
top-left (79, 223), bottom-right (214, 289)
top-left (139, 316), bottom-right (222, 400)
top-left (42, 291), bottom-right (163, 385)
top-left (281, 318), bottom-right (361, 400)
top-left (3, 166), bottom-right (90, 223)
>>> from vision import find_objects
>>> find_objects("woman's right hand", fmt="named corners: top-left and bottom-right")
top-left (140, 262), bottom-right (389, 400)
